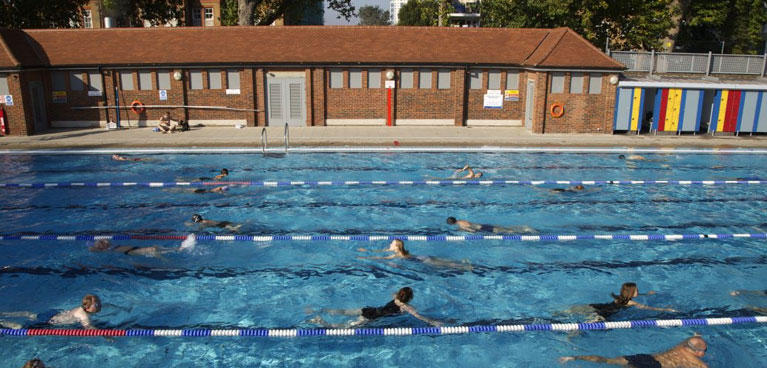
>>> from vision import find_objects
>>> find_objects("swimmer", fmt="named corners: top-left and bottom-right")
top-left (0, 294), bottom-right (102, 330)
top-left (358, 239), bottom-right (471, 270)
top-left (111, 154), bottom-right (147, 162)
top-left (193, 185), bottom-right (228, 194)
top-left (22, 359), bottom-right (46, 368)
top-left (453, 165), bottom-right (483, 179)
top-left (88, 234), bottom-right (195, 257)
top-left (196, 168), bottom-right (229, 181)
top-left (618, 154), bottom-right (668, 162)
top-left (190, 214), bottom-right (242, 231)
top-left (730, 289), bottom-right (767, 296)
top-left (550, 184), bottom-right (585, 193)
top-left (308, 287), bottom-right (443, 328)
top-left (564, 282), bottom-right (675, 322)
top-left (446, 217), bottom-right (536, 234)
top-left (560, 335), bottom-right (709, 368)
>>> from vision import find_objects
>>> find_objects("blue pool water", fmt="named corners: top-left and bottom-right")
top-left (0, 151), bottom-right (765, 367)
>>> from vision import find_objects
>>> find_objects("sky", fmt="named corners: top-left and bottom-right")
top-left (324, 0), bottom-right (391, 25)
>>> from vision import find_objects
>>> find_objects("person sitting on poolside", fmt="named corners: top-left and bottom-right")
top-left (446, 217), bottom-right (536, 234)
top-left (357, 239), bottom-right (471, 270)
top-left (191, 214), bottom-right (242, 231)
top-left (193, 185), bottom-right (228, 194)
top-left (550, 184), bottom-right (585, 193)
top-left (0, 294), bottom-right (102, 330)
top-left (453, 165), bottom-right (483, 179)
top-left (308, 287), bottom-right (443, 328)
top-left (560, 335), bottom-right (709, 368)
top-left (565, 282), bottom-right (675, 322)
top-left (158, 111), bottom-right (179, 133)
top-left (88, 235), bottom-right (196, 257)
top-left (22, 359), bottom-right (46, 368)
top-left (111, 154), bottom-right (148, 162)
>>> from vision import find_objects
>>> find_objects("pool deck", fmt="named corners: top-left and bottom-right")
top-left (1, 126), bottom-right (767, 149)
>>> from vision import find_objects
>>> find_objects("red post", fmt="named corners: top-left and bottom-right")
top-left (386, 88), bottom-right (392, 126)
top-left (0, 108), bottom-right (6, 136)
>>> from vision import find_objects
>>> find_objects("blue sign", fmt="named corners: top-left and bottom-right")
top-left (3, 95), bottom-right (12, 106)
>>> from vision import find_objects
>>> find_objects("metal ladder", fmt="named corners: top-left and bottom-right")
top-left (260, 123), bottom-right (290, 156)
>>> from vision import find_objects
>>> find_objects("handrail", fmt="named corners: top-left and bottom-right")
top-left (284, 123), bottom-right (290, 154)
top-left (260, 127), bottom-right (267, 156)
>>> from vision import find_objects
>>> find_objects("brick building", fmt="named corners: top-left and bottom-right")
top-left (0, 26), bottom-right (623, 136)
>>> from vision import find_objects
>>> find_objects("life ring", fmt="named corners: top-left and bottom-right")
top-left (550, 103), bottom-right (564, 118)
top-left (130, 100), bottom-right (145, 114)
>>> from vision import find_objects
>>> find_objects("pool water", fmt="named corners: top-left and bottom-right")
top-left (0, 152), bottom-right (765, 367)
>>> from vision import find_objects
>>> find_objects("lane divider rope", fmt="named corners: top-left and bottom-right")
top-left (0, 180), bottom-right (765, 188)
top-left (1, 233), bottom-right (765, 242)
top-left (2, 316), bottom-right (764, 338)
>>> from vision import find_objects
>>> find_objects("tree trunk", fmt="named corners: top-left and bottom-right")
top-left (238, 0), bottom-right (257, 25)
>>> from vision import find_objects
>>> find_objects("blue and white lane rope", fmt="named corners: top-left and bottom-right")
top-left (3, 316), bottom-right (765, 338)
top-left (1, 233), bottom-right (766, 242)
top-left (0, 179), bottom-right (765, 188)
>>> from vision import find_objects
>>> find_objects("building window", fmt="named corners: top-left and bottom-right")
top-left (204, 8), bottom-right (214, 26)
top-left (550, 72), bottom-right (565, 93)
top-left (469, 71), bottom-right (482, 89)
top-left (157, 70), bottom-right (171, 90)
top-left (400, 69), bottom-right (413, 89)
top-left (208, 69), bottom-right (222, 89)
top-left (419, 69), bottom-right (432, 89)
top-left (329, 69), bottom-right (343, 89)
top-left (488, 70), bottom-right (501, 90)
top-left (368, 69), bottom-right (381, 88)
top-left (227, 70), bottom-right (240, 89)
top-left (437, 69), bottom-right (450, 89)
top-left (192, 8), bottom-right (202, 26)
top-left (589, 73), bottom-right (602, 94)
top-left (349, 69), bottom-right (362, 88)
top-left (88, 72), bottom-right (103, 92)
top-left (83, 10), bottom-right (92, 28)
top-left (190, 70), bottom-right (203, 90)
top-left (506, 71), bottom-right (519, 90)
top-left (570, 73), bottom-right (583, 94)
top-left (0, 74), bottom-right (8, 95)
top-left (119, 71), bottom-right (133, 90)
top-left (70, 72), bottom-right (85, 91)
top-left (51, 72), bottom-right (67, 91)
top-left (138, 71), bottom-right (152, 90)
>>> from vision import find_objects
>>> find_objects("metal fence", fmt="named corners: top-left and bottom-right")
top-left (610, 51), bottom-right (767, 77)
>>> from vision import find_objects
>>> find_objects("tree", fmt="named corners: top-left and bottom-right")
top-left (397, 0), bottom-right (453, 26)
top-left (236, 0), bottom-right (355, 26)
top-left (220, 0), bottom-right (239, 26)
top-left (103, 0), bottom-right (185, 27)
top-left (358, 5), bottom-right (390, 26)
top-left (0, 0), bottom-right (88, 28)
top-left (674, 0), bottom-right (767, 54)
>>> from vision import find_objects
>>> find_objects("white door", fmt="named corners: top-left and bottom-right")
top-left (524, 79), bottom-right (535, 131)
top-left (266, 78), bottom-right (305, 127)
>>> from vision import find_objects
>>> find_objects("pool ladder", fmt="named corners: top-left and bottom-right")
top-left (260, 123), bottom-right (290, 157)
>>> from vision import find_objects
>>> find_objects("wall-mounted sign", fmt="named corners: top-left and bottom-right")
top-left (3, 95), bottom-right (13, 106)
top-left (504, 89), bottom-right (520, 101)
top-left (52, 91), bottom-right (67, 103)
top-left (88, 90), bottom-right (103, 97)
top-left (159, 90), bottom-right (168, 101)
top-left (483, 93), bottom-right (503, 109)
top-left (226, 89), bottom-right (240, 95)
top-left (385, 80), bottom-right (395, 89)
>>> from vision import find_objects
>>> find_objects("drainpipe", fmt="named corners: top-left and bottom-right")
top-left (649, 50), bottom-right (655, 76)
top-left (706, 51), bottom-right (712, 77)
top-left (99, 66), bottom-right (109, 124)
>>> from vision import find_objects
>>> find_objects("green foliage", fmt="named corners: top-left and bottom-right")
top-left (397, 0), bottom-right (453, 26)
top-left (220, 0), bottom-right (239, 26)
top-left (676, 0), bottom-right (767, 54)
top-left (0, 0), bottom-right (88, 28)
top-left (99, 0), bottom-right (184, 27)
top-left (238, 0), bottom-right (354, 26)
top-left (358, 5), bottom-right (390, 26)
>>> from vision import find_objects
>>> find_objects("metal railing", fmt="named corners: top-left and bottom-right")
top-left (611, 50), bottom-right (767, 77)
top-left (284, 123), bottom-right (290, 154)
top-left (260, 127), bottom-right (267, 156)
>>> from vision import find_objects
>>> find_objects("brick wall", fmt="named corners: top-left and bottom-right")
top-left (326, 69), bottom-right (387, 120)
top-left (394, 69), bottom-right (453, 121)
top-left (465, 69), bottom-right (526, 122)
top-left (3, 71), bottom-right (30, 135)
top-left (533, 71), bottom-right (618, 133)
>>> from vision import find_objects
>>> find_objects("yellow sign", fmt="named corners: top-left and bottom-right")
top-left (504, 89), bottom-right (519, 101)
top-left (52, 91), bottom-right (67, 103)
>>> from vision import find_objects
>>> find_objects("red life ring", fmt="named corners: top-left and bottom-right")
top-left (130, 100), bottom-right (145, 114)
top-left (550, 103), bottom-right (564, 118)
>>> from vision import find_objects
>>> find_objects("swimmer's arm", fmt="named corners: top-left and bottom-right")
top-left (359, 254), bottom-right (397, 260)
top-left (77, 314), bottom-right (96, 330)
top-left (399, 304), bottom-right (443, 327)
top-left (356, 247), bottom-right (388, 253)
top-left (630, 301), bottom-right (676, 312)
top-left (730, 290), bottom-right (766, 296)
top-left (559, 356), bottom-right (627, 365)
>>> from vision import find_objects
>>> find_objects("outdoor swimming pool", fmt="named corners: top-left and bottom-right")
top-left (0, 151), bottom-right (765, 367)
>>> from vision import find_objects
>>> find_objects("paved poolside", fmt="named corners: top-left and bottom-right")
top-left (1, 126), bottom-right (766, 149)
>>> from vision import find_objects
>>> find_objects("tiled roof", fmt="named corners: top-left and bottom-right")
top-left (0, 26), bottom-right (624, 70)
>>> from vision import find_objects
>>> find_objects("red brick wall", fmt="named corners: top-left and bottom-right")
top-left (394, 69), bottom-right (453, 121)
top-left (2, 71), bottom-right (31, 135)
top-left (538, 72), bottom-right (617, 133)
top-left (310, 68), bottom-right (325, 126)
top-left (466, 69), bottom-right (526, 121)
top-left (325, 69), bottom-right (387, 120)
top-left (184, 69), bottom-right (253, 124)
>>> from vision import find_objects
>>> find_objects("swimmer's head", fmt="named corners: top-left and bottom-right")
top-left (574, 185), bottom-right (584, 190)
top-left (395, 287), bottom-right (414, 303)
top-left (23, 359), bottom-right (45, 368)
top-left (219, 186), bottom-right (229, 191)
top-left (220, 168), bottom-right (229, 175)
top-left (192, 214), bottom-right (203, 223)
top-left (90, 239), bottom-right (111, 252)
top-left (82, 294), bottom-right (102, 314)
top-left (612, 282), bottom-right (638, 304)
top-left (446, 217), bottom-right (457, 225)
top-left (686, 336), bottom-right (707, 357)
top-left (475, 172), bottom-right (483, 178)
top-left (111, 154), bottom-right (119, 159)
top-left (618, 154), bottom-right (626, 160)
